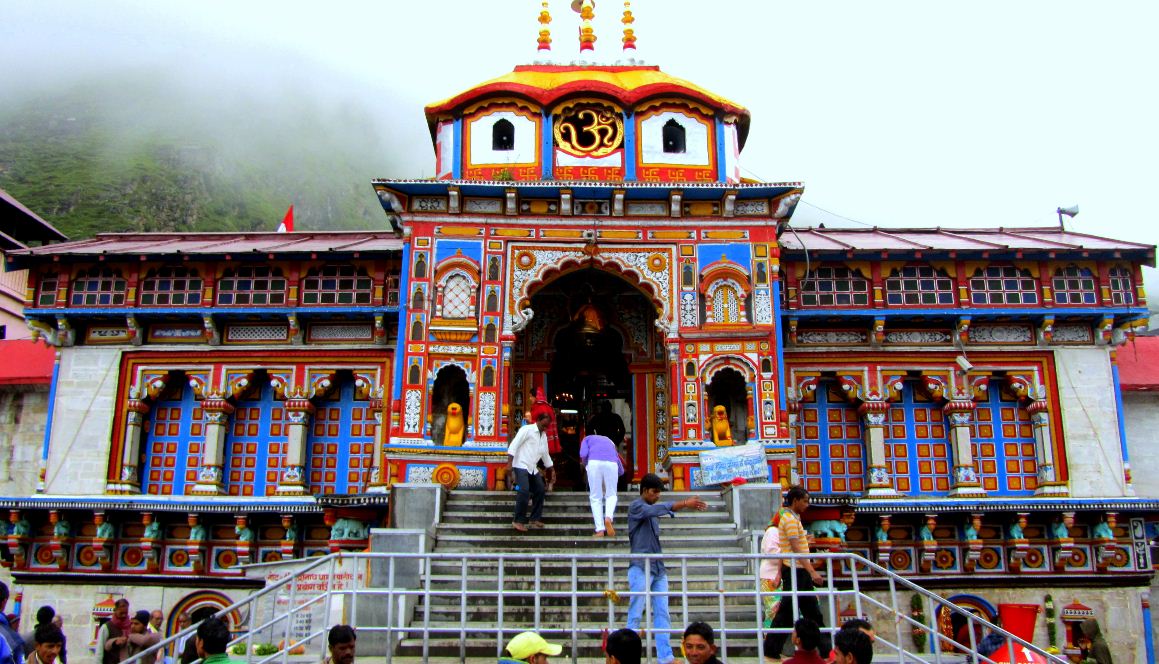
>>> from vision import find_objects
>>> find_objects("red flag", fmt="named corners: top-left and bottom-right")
top-left (276, 205), bottom-right (294, 232)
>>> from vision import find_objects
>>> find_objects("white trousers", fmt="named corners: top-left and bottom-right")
top-left (586, 459), bottom-right (619, 531)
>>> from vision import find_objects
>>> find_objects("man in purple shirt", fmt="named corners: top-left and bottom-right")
top-left (580, 431), bottom-right (624, 536)
top-left (626, 473), bottom-right (707, 664)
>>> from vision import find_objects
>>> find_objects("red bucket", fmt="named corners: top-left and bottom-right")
top-left (997, 603), bottom-right (1040, 644)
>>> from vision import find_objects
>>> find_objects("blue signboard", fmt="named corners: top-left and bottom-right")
top-left (698, 443), bottom-right (770, 485)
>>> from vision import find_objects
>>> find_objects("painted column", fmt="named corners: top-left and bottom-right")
top-left (190, 396), bottom-right (234, 495)
top-left (116, 399), bottom-right (150, 493)
top-left (944, 399), bottom-right (984, 497)
top-left (37, 349), bottom-right (61, 493)
top-left (274, 398), bottom-right (315, 495)
top-left (366, 390), bottom-right (388, 493)
top-left (1028, 398), bottom-right (1068, 496)
top-left (1110, 349), bottom-right (1134, 495)
top-left (1142, 591), bottom-right (1155, 664)
top-left (859, 400), bottom-right (896, 497)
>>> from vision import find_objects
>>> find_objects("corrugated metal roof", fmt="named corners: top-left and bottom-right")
top-left (6, 231), bottom-right (404, 258)
top-left (1118, 336), bottom-right (1159, 391)
top-left (0, 189), bottom-right (68, 244)
top-left (0, 340), bottom-right (54, 385)
top-left (780, 226), bottom-right (1155, 256)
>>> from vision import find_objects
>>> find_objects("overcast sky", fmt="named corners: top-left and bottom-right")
top-left (3, 1), bottom-right (1157, 259)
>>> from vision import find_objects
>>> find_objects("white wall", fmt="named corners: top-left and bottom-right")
top-left (435, 121), bottom-right (454, 179)
top-left (1123, 391), bottom-right (1159, 498)
top-left (467, 111), bottom-right (538, 166)
top-left (639, 111), bottom-right (711, 166)
top-left (44, 346), bottom-right (122, 494)
top-left (1054, 347), bottom-right (1128, 497)
top-left (0, 386), bottom-right (48, 496)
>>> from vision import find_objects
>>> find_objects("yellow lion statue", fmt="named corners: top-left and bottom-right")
top-left (711, 405), bottom-right (733, 446)
top-left (444, 402), bottom-right (467, 446)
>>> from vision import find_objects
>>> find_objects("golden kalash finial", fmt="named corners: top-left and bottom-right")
top-left (621, 1), bottom-right (636, 51)
top-left (537, 1), bottom-right (552, 52)
top-left (572, 0), bottom-right (596, 53)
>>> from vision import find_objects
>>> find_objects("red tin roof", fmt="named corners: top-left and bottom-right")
top-left (5, 231), bottom-right (404, 259)
top-left (1118, 336), bottom-right (1159, 391)
top-left (781, 227), bottom-right (1155, 261)
top-left (0, 340), bottom-right (54, 385)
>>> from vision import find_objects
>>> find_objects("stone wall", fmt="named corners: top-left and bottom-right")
top-left (1123, 391), bottom-right (1159, 498)
top-left (1054, 348), bottom-right (1128, 497)
top-left (0, 386), bottom-right (48, 496)
top-left (44, 347), bottom-right (123, 495)
top-left (860, 584), bottom-right (1149, 663)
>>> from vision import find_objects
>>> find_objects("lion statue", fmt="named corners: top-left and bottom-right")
top-left (711, 405), bottom-right (733, 446)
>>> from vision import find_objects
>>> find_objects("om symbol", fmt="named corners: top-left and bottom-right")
top-left (555, 103), bottom-right (623, 158)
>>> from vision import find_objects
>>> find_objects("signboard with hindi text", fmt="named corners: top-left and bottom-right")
top-left (697, 443), bottom-right (770, 486)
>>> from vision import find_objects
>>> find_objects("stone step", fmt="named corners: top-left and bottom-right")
top-left (393, 635), bottom-right (775, 660)
top-left (435, 523), bottom-right (736, 539)
top-left (432, 538), bottom-right (747, 552)
top-left (439, 510), bottom-right (733, 524)
top-left (422, 573), bottom-right (757, 588)
top-left (425, 561), bottom-right (753, 578)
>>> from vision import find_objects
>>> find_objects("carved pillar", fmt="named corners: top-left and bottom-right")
top-left (963, 513), bottom-right (983, 572)
top-left (859, 400), bottom-right (896, 497)
top-left (275, 398), bottom-right (315, 495)
top-left (190, 397), bottom-right (234, 495)
top-left (6, 510), bottom-right (29, 570)
top-left (366, 390), bottom-right (388, 493)
top-left (279, 514), bottom-right (299, 560)
top-left (1028, 398), bottom-right (1067, 496)
top-left (140, 512), bottom-right (161, 572)
top-left (944, 399), bottom-right (984, 497)
top-left (1008, 512), bottom-right (1030, 572)
top-left (186, 513), bottom-right (207, 573)
top-left (112, 399), bottom-right (151, 493)
top-left (92, 511), bottom-right (113, 570)
top-left (874, 514), bottom-right (892, 567)
top-left (234, 515), bottom-right (255, 565)
top-left (918, 514), bottom-right (937, 573)
top-left (1052, 511), bottom-right (1076, 570)
top-left (48, 510), bottom-right (69, 569)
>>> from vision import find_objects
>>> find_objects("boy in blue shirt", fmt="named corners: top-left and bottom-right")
top-left (626, 473), bottom-right (707, 664)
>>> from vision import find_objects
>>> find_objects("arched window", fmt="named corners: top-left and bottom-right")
top-left (682, 264), bottom-right (695, 288)
top-left (302, 265), bottom-right (373, 305)
top-left (488, 257), bottom-right (501, 281)
top-left (71, 267), bottom-right (127, 306)
top-left (712, 284), bottom-right (742, 323)
top-left (412, 288), bottom-right (426, 312)
top-left (414, 254), bottom-right (427, 279)
top-left (492, 119), bottom-right (515, 151)
top-left (799, 266), bottom-right (869, 307)
top-left (662, 119), bottom-right (686, 154)
top-left (1052, 265), bottom-right (1097, 305)
top-left (442, 274), bottom-right (474, 319)
top-left (140, 267), bottom-right (202, 306)
top-left (216, 266), bottom-right (286, 306)
top-left (482, 365), bottom-right (495, 387)
top-left (484, 323), bottom-right (497, 343)
top-left (756, 263), bottom-right (767, 285)
top-left (408, 363), bottom-right (421, 385)
top-left (486, 289), bottom-right (499, 312)
top-left (685, 361), bottom-right (696, 378)
top-left (885, 265), bottom-right (955, 306)
top-left (410, 319), bottom-right (423, 341)
top-left (969, 265), bottom-right (1038, 305)
top-left (225, 378), bottom-right (285, 496)
top-left (1109, 267), bottom-right (1135, 305)
top-left (761, 358), bottom-right (773, 374)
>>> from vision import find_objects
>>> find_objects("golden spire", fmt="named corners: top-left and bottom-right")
top-left (537, 1), bottom-right (552, 52)
top-left (621, 1), bottom-right (636, 51)
top-left (577, 0), bottom-right (596, 53)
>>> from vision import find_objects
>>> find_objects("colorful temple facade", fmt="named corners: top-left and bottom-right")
top-left (0, 2), bottom-right (1156, 659)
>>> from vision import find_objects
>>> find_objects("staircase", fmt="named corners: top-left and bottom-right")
top-left (395, 488), bottom-right (754, 660)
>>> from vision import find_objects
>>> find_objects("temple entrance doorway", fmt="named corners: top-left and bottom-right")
top-left (515, 267), bottom-right (662, 490)
top-left (706, 367), bottom-right (748, 444)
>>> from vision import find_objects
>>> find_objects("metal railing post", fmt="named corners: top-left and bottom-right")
top-left (570, 555), bottom-right (579, 664)
top-left (385, 556), bottom-right (395, 664)
top-left (497, 555), bottom-right (506, 661)
top-left (459, 555), bottom-right (468, 662)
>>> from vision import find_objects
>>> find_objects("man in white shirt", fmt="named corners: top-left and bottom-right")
top-left (508, 411), bottom-right (555, 532)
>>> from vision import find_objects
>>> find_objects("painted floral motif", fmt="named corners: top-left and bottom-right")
top-left (968, 325), bottom-right (1033, 343)
top-left (753, 290), bottom-right (773, 324)
top-left (798, 330), bottom-right (867, 344)
top-left (884, 330), bottom-right (951, 344)
top-left (404, 390), bottom-right (422, 432)
top-left (477, 393), bottom-right (496, 437)
top-left (680, 292), bottom-right (698, 328)
top-left (1052, 323), bottom-right (1093, 343)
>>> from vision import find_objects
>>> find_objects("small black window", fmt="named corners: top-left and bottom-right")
top-left (488, 256), bottom-right (501, 281)
top-left (412, 288), bottom-right (425, 312)
top-left (761, 358), bottom-right (773, 374)
top-left (685, 361), bottom-right (696, 378)
top-left (484, 323), bottom-right (497, 343)
top-left (682, 264), bottom-right (695, 288)
top-left (493, 119), bottom-right (515, 151)
top-left (411, 319), bottom-right (423, 341)
top-left (486, 290), bottom-right (499, 312)
top-left (662, 119), bottom-right (686, 154)
top-left (408, 363), bottom-right (421, 385)
top-left (482, 366), bottom-right (495, 387)
top-left (414, 254), bottom-right (427, 279)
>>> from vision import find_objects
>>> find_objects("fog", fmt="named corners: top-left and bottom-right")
top-left (2, 1), bottom-right (1157, 273)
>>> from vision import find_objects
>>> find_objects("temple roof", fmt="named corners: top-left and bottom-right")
top-left (0, 340), bottom-right (54, 385)
top-left (780, 226), bottom-right (1155, 262)
top-left (0, 188), bottom-right (68, 249)
top-left (424, 64), bottom-right (752, 149)
top-left (1118, 336), bottom-right (1159, 391)
top-left (5, 231), bottom-right (404, 266)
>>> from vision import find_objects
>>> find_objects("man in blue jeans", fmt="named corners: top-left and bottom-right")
top-left (507, 411), bottom-right (555, 532)
top-left (626, 473), bottom-right (707, 664)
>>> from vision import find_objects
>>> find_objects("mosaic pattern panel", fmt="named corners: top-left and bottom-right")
top-left (307, 381), bottom-right (375, 494)
top-left (971, 389), bottom-right (1037, 495)
top-left (226, 382), bottom-right (286, 496)
top-left (143, 384), bottom-right (203, 495)
top-left (884, 383), bottom-right (951, 494)
top-left (797, 385), bottom-right (864, 494)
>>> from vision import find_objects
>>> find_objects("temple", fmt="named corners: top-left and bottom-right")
top-left (0, 1), bottom-right (1156, 657)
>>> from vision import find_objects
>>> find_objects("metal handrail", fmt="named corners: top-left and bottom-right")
top-left (120, 550), bottom-right (1065, 664)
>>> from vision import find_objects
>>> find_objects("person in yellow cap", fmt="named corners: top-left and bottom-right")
top-left (499, 631), bottom-right (563, 664)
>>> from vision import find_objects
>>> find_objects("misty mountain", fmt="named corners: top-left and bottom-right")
top-left (0, 73), bottom-right (412, 238)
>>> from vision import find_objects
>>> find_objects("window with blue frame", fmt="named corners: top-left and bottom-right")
top-left (1109, 266), bottom-right (1135, 305)
top-left (140, 267), bottom-right (203, 306)
top-left (969, 265), bottom-right (1038, 305)
top-left (225, 378), bottom-right (286, 496)
top-left (307, 381), bottom-right (375, 494)
top-left (970, 388), bottom-right (1037, 495)
top-left (216, 266), bottom-right (287, 306)
top-left (70, 267), bottom-right (127, 306)
top-left (884, 265), bottom-right (955, 306)
top-left (143, 379), bottom-right (203, 495)
top-left (796, 384), bottom-right (864, 494)
top-left (1051, 266), bottom-right (1097, 305)
top-left (883, 382), bottom-right (951, 494)
top-left (301, 265), bottom-right (373, 305)
top-left (799, 266), bottom-right (869, 308)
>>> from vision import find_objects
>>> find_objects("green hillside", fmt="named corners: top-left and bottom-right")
top-left (0, 81), bottom-right (404, 239)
